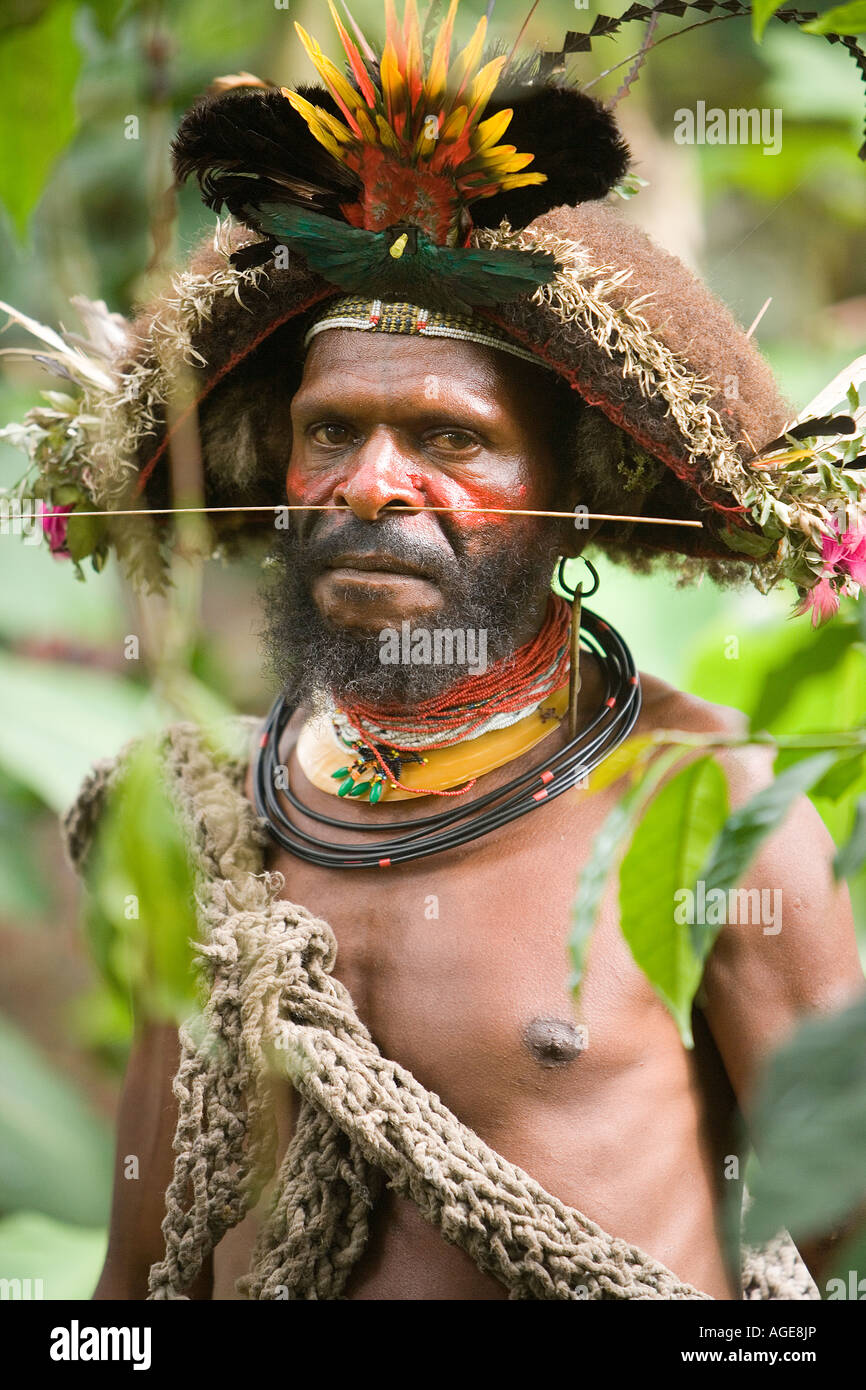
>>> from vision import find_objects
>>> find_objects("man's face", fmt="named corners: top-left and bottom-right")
top-left (261, 330), bottom-right (572, 705)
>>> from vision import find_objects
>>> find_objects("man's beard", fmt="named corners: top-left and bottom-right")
top-left (258, 514), bottom-right (560, 710)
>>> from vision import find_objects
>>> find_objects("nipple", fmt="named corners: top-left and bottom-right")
top-left (523, 1016), bottom-right (587, 1068)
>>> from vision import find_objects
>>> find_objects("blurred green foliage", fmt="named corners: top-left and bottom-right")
top-left (0, 1014), bottom-right (112, 1225)
top-left (84, 738), bottom-right (201, 1034)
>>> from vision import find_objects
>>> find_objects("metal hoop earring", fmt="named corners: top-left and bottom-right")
top-left (556, 558), bottom-right (600, 739)
top-left (556, 556), bottom-right (600, 601)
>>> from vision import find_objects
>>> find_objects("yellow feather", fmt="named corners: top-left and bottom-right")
top-left (413, 128), bottom-right (439, 160)
top-left (468, 153), bottom-right (536, 181)
top-left (465, 144), bottom-right (518, 170)
top-left (470, 106), bottom-right (513, 153)
top-left (315, 105), bottom-right (357, 143)
top-left (319, 54), bottom-right (368, 113)
top-left (294, 23), bottom-right (365, 117)
top-left (402, 0), bottom-right (422, 54)
top-left (384, 0), bottom-right (404, 62)
top-left (405, 24), bottom-right (424, 113)
top-left (380, 39), bottom-right (406, 123)
top-left (376, 114), bottom-right (402, 151)
top-left (467, 56), bottom-right (508, 116)
top-left (439, 105), bottom-right (468, 141)
top-left (497, 172), bottom-right (547, 190)
top-left (497, 151), bottom-right (536, 173)
top-left (424, 0), bottom-right (460, 107)
top-left (282, 87), bottom-right (350, 138)
top-left (294, 23), bottom-right (330, 76)
top-left (282, 87), bottom-right (353, 156)
top-left (355, 108), bottom-right (378, 143)
top-left (450, 16), bottom-right (487, 96)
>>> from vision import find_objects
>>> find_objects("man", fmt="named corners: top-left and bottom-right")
top-left (80, 307), bottom-right (861, 1302)
top-left (8, 1), bottom-right (866, 1299)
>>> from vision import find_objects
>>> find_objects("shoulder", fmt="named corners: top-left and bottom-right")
top-left (639, 669), bottom-right (745, 739)
top-left (638, 670), bottom-right (774, 799)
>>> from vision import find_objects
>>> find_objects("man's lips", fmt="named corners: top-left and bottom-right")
top-left (322, 553), bottom-right (435, 581)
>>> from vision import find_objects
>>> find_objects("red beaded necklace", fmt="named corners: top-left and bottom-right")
top-left (334, 595), bottom-right (572, 798)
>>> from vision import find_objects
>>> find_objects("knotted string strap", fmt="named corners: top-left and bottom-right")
top-left (226, 899), bottom-right (712, 1301)
top-left (61, 719), bottom-right (818, 1300)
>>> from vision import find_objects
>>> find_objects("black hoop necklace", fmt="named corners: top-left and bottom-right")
top-left (253, 588), bottom-right (641, 870)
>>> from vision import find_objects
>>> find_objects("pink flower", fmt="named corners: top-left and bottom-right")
top-left (40, 503), bottom-right (74, 557)
top-left (795, 577), bottom-right (840, 627)
top-left (797, 522), bottom-right (866, 623)
top-left (821, 525), bottom-right (866, 586)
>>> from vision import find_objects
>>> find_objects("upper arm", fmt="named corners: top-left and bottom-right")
top-left (697, 780), bottom-right (865, 1283)
top-left (646, 686), bottom-right (865, 1282)
top-left (699, 787), bottom-right (864, 1103)
top-left (690, 709), bottom-right (865, 1101)
top-left (644, 682), bottom-right (864, 1090)
top-left (92, 1022), bottom-right (213, 1300)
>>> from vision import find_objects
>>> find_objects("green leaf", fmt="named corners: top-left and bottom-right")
top-left (718, 524), bottom-right (776, 558)
top-left (65, 504), bottom-right (102, 563)
top-left (584, 733), bottom-right (655, 795)
top-left (812, 753), bottom-right (865, 802)
top-left (802, 2), bottom-right (866, 35)
top-left (0, 1211), bottom-right (106, 1300)
top-left (694, 751), bottom-right (839, 963)
top-left (834, 797), bottom-right (866, 880)
top-left (0, 3), bottom-right (81, 238)
top-left (569, 747), bottom-right (685, 993)
top-left (85, 739), bottom-right (201, 1024)
top-left (0, 1014), bottom-right (112, 1226)
top-left (743, 995), bottom-right (866, 1247)
top-left (752, 0), bottom-right (784, 39)
top-left (618, 757), bottom-right (730, 1046)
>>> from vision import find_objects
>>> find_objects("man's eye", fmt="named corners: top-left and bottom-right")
top-left (310, 423), bottom-right (352, 446)
top-left (429, 429), bottom-right (477, 451)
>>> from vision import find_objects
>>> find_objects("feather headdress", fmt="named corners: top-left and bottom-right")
top-left (170, 0), bottom-right (629, 311)
top-left (2, 0), bottom-right (866, 623)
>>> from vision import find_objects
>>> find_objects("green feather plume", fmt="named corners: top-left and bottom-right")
top-left (251, 204), bottom-right (557, 313)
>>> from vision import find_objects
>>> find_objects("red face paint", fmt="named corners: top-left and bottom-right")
top-left (285, 458), bottom-right (333, 508)
top-left (285, 333), bottom-right (558, 544)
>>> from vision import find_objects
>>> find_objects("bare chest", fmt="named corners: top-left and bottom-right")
top-left (224, 755), bottom-right (739, 1298)
top-left (261, 786), bottom-right (694, 1148)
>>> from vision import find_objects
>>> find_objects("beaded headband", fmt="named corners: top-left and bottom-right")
top-left (304, 296), bottom-right (553, 371)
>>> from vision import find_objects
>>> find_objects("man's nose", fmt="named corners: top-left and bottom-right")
top-left (333, 433), bottom-right (424, 521)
